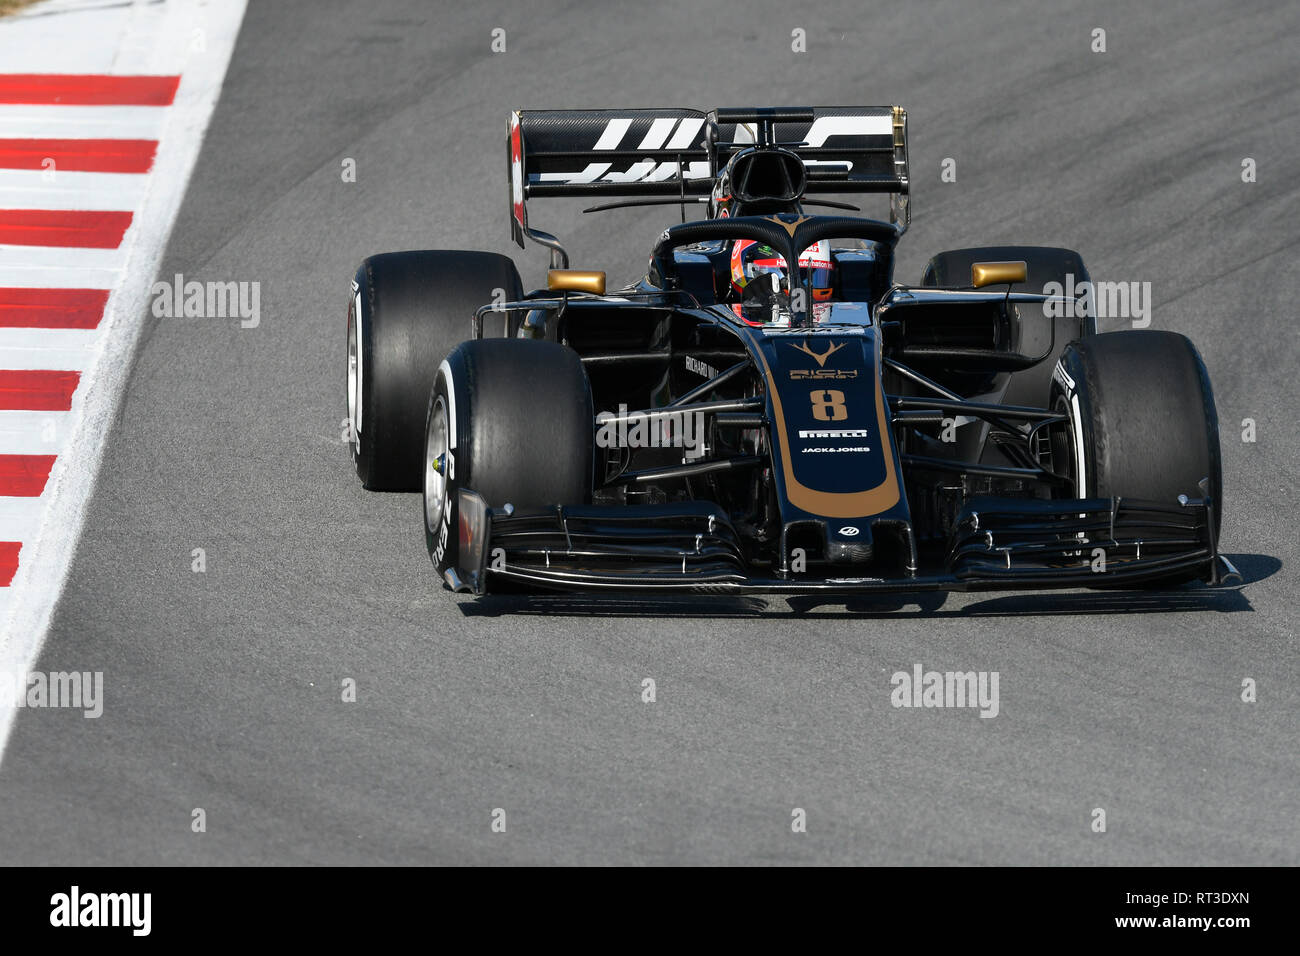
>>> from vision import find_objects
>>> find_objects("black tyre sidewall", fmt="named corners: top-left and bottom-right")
top-left (1052, 330), bottom-right (1222, 539)
top-left (425, 340), bottom-right (594, 584)
top-left (348, 251), bottom-right (523, 491)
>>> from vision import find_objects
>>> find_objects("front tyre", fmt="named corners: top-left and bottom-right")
top-left (1050, 330), bottom-right (1222, 584)
top-left (425, 339), bottom-right (594, 584)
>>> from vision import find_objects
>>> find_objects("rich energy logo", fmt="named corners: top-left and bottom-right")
top-left (790, 369), bottom-right (857, 380)
top-left (50, 887), bottom-right (151, 936)
top-left (788, 339), bottom-right (845, 367)
top-left (789, 338), bottom-right (856, 379)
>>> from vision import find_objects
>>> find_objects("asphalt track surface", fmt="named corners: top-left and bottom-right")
top-left (1, 0), bottom-right (1297, 865)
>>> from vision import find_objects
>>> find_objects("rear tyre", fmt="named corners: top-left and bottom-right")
top-left (921, 245), bottom-right (1093, 408)
top-left (425, 339), bottom-right (593, 583)
top-left (347, 250), bottom-right (523, 490)
top-left (1050, 330), bottom-right (1222, 583)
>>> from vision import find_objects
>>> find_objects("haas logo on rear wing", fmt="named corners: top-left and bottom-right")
top-left (508, 106), bottom-right (909, 250)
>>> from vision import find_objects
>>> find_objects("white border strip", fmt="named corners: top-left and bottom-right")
top-left (0, 0), bottom-right (250, 760)
top-left (0, 169), bottom-right (149, 211)
top-left (0, 105), bottom-right (168, 140)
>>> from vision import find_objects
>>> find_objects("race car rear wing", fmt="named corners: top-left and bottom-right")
top-left (508, 106), bottom-right (909, 266)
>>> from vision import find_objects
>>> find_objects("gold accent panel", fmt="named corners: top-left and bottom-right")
top-left (547, 270), bottom-right (606, 294)
top-left (970, 260), bottom-right (1027, 288)
top-left (763, 215), bottom-right (812, 237)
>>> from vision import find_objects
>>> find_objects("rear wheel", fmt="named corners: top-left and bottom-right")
top-left (921, 245), bottom-right (1093, 408)
top-left (425, 339), bottom-right (594, 584)
top-left (347, 250), bottom-right (522, 490)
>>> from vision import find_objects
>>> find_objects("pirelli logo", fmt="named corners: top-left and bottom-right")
top-left (800, 429), bottom-right (869, 438)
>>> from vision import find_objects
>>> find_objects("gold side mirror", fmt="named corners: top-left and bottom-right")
top-left (547, 269), bottom-right (606, 295)
top-left (970, 260), bottom-right (1027, 289)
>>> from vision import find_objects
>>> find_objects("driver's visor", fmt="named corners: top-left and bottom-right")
top-left (806, 266), bottom-right (833, 295)
top-left (745, 257), bottom-right (833, 297)
top-left (744, 255), bottom-right (786, 279)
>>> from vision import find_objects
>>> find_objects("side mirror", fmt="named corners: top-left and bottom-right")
top-left (970, 260), bottom-right (1027, 288)
top-left (548, 270), bottom-right (606, 295)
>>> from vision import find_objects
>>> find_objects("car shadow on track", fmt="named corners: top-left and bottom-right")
top-left (457, 553), bottom-right (1276, 620)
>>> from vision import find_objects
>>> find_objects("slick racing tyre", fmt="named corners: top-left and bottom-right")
top-left (1049, 330), bottom-right (1222, 584)
top-left (347, 250), bottom-right (523, 490)
top-left (424, 339), bottom-right (593, 585)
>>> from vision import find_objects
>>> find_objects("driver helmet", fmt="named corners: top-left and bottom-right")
top-left (729, 239), bottom-right (833, 302)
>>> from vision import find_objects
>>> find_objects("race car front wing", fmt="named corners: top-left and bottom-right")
top-left (445, 490), bottom-right (1238, 595)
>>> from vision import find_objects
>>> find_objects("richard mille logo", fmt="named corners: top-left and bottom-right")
top-left (789, 339), bottom-right (845, 367)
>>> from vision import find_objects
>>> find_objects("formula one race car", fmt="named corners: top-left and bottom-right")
top-left (345, 105), bottom-right (1235, 595)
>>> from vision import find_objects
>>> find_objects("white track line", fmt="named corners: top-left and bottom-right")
top-left (0, 244), bottom-right (128, 276)
top-left (0, 266), bottom-right (122, 288)
top-left (0, 169), bottom-right (148, 211)
top-left (0, 327), bottom-right (101, 370)
top-left (0, 409), bottom-right (72, 455)
top-left (0, 509), bottom-right (42, 541)
top-left (0, 105), bottom-right (167, 140)
top-left (0, 0), bottom-right (250, 762)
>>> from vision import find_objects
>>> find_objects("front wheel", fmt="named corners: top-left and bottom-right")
top-left (425, 339), bottom-right (594, 585)
top-left (1049, 330), bottom-right (1222, 584)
